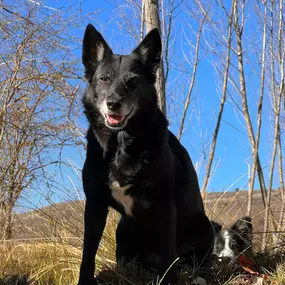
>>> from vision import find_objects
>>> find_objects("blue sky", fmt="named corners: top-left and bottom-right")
top-left (14, 0), bottom-right (282, 209)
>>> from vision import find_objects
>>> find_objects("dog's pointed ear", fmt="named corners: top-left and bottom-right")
top-left (132, 28), bottom-right (162, 76)
top-left (82, 24), bottom-right (113, 80)
top-left (211, 221), bottom-right (222, 233)
top-left (231, 216), bottom-right (253, 235)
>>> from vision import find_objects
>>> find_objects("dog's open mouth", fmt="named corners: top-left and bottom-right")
top-left (105, 108), bottom-right (133, 129)
top-left (106, 114), bottom-right (125, 126)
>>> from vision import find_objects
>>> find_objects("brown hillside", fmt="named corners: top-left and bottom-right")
top-left (10, 190), bottom-right (284, 250)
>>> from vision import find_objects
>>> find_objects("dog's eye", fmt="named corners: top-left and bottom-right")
top-left (100, 76), bottom-right (110, 82)
top-left (125, 76), bottom-right (139, 87)
top-left (231, 241), bottom-right (239, 250)
top-left (129, 77), bottom-right (138, 84)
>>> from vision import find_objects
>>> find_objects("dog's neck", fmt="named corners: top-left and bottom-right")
top-left (112, 107), bottom-right (168, 185)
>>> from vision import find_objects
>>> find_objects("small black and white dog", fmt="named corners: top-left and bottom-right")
top-left (211, 216), bottom-right (253, 261)
top-left (77, 24), bottom-right (214, 285)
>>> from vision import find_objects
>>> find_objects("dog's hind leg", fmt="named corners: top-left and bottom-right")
top-left (196, 216), bottom-right (215, 268)
top-left (180, 213), bottom-right (214, 268)
top-left (194, 214), bottom-right (215, 266)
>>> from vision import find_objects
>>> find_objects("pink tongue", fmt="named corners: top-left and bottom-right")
top-left (107, 115), bottom-right (123, 124)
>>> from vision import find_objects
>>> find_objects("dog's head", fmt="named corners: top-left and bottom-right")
top-left (212, 216), bottom-right (253, 261)
top-left (82, 24), bottom-right (162, 129)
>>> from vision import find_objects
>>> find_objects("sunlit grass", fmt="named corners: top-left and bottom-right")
top-left (0, 211), bottom-right (118, 285)
top-left (0, 242), bottom-right (81, 285)
top-left (1, 195), bottom-right (285, 285)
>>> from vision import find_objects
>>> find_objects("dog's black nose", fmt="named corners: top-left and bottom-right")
top-left (106, 99), bottom-right (121, 111)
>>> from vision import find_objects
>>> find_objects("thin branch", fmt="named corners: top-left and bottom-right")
top-left (177, 3), bottom-right (210, 140)
top-left (233, 0), bottom-right (268, 209)
top-left (247, 0), bottom-right (267, 216)
top-left (200, 0), bottom-right (234, 197)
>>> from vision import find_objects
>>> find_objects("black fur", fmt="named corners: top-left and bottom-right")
top-left (78, 24), bottom-right (214, 285)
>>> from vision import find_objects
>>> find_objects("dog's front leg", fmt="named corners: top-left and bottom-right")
top-left (78, 198), bottom-right (108, 285)
top-left (157, 199), bottom-right (178, 285)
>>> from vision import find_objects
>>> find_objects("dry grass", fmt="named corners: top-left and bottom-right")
top-left (1, 192), bottom-right (285, 285)
top-left (0, 242), bottom-right (81, 285)
top-left (1, 238), bottom-right (284, 285)
top-left (0, 211), bottom-right (118, 285)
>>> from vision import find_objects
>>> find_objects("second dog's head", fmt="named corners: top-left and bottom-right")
top-left (82, 24), bottom-right (162, 130)
top-left (211, 216), bottom-right (253, 261)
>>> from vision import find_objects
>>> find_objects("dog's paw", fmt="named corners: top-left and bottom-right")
top-left (190, 277), bottom-right (207, 285)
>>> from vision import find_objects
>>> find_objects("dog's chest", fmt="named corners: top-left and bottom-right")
top-left (109, 181), bottom-right (134, 216)
top-left (106, 132), bottom-right (149, 216)
top-left (108, 133), bottom-right (144, 183)
top-left (107, 142), bottom-right (137, 216)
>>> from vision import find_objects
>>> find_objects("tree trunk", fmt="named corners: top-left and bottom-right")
top-left (143, 0), bottom-right (166, 115)
top-left (2, 179), bottom-right (17, 240)
top-left (276, 130), bottom-right (285, 247)
top-left (3, 202), bottom-right (13, 240)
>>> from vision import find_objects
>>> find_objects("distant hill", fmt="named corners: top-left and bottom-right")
top-left (10, 190), bottom-right (284, 250)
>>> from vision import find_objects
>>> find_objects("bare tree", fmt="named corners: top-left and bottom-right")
top-left (177, 2), bottom-right (209, 141)
top-left (274, 0), bottom-right (284, 249)
top-left (262, 0), bottom-right (285, 250)
top-left (142, 0), bottom-right (166, 115)
top-left (200, 1), bottom-right (234, 197)
top-left (276, 128), bottom-right (285, 245)
top-left (247, 1), bottom-right (268, 216)
top-left (0, 0), bottom-right (83, 239)
top-left (232, 0), bottom-right (269, 208)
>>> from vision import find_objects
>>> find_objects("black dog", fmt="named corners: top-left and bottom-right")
top-left (211, 217), bottom-right (253, 261)
top-left (78, 24), bottom-right (214, 285)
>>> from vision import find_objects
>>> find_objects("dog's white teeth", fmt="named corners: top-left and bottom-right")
top-left (110, 181), bottom-right (120, 189)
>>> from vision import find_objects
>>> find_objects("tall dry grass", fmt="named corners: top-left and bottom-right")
top-left (0, 211), bottom-right (117, 285)
top-left (1, 196), bottom-right (285, 285)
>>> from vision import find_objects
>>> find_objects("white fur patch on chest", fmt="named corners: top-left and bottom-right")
top-left (109, 181), bottom-right (134, 217)
top-left (218, 230), bottom-right (235, 259)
